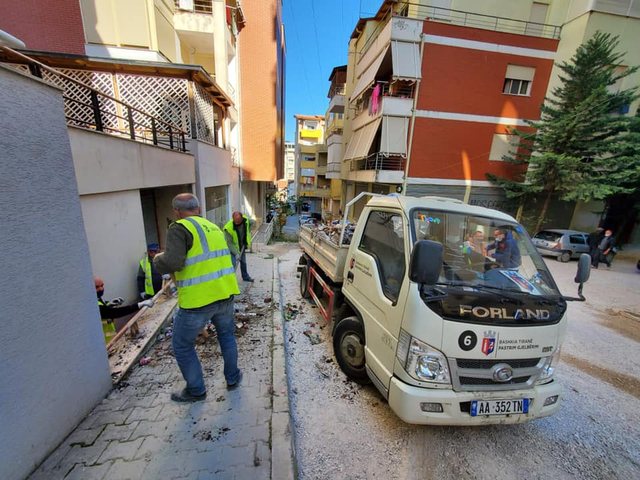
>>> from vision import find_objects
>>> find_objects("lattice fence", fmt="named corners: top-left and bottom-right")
top-left (193, 82), bottom-right (216, 145)
top-left (42, 68), bottom-right (118, 131)
top-left (116, 74), bottom-right (190, 139)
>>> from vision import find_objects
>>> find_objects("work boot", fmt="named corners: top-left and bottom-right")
top-left (171, 388), bottom-right (206, 403)
top-left (227, 370), bottom-right (243, 390)
top-left (243, 277), bottom-right (254, 282)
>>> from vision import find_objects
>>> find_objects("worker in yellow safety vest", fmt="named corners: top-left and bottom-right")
top-left (154, 193), bottom-right (242, 402)
top-left (137, 243), bottom-right (163, 299)
top-left (223, 211), bottom-right (254, 282)
top-left (94, 276), bottom-right (154, 344)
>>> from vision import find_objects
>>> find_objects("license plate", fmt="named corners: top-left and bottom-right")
top-left (471, 398), bottom-right (529, 416)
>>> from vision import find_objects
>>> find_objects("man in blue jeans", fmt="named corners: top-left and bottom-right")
top-left (154, 193), bottom-right (242, 402)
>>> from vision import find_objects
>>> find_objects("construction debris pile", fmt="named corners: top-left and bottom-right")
top-left (307, 221), bottom-right (357, 246)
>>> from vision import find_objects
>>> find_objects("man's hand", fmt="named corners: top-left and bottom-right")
top-left (138, 299), bottom-right (155, 309)
top-left (109, 297), bottom-right (125, 306)
top-left (140, 292), bottom-right (146, 300)
top-left (162, 274), bottom-right (172, 280)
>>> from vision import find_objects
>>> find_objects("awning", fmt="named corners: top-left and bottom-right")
top-left (351, 46), bottom-right (388, 101)
top-left (380, 116), bottom-right (409, 155)
top-left (344, 118), bottom-right (382, 161)
top-left (391, 40), bottom-right (421, 80)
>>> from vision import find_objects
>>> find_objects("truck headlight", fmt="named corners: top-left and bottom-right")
top-left (536, 348), bottom-right (561, 384)
top-left (397, 330), bottom-right (450, 384)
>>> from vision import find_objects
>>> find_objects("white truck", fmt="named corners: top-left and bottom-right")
top-left (298, 193), bottom-right (590, 425)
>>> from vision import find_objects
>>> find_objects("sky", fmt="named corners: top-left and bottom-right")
top-left (282, 0), bottom-right (383, 141)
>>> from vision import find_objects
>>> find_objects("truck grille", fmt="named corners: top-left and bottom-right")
top-left (450, 358), bottom-right (543, 392)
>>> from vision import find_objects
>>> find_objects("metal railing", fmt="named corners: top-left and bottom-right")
top-left (349, 152), bottom-right (406, 172)
top-left (174, 0), bottom-right (212, 14)
top-left (329, 83), bottom-right (346, 98)
top-left (359, 3), bottom-right (561, 58)
top-left (2, 47), bottom-right (188, 152)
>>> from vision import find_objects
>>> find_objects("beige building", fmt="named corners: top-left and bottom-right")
top-left (294, 114), bottom-right (327, 214)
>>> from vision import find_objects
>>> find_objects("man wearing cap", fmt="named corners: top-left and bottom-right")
top-left (154, 193), bottom-right (242, 402)
top-left (137, 243), bottom-right (164, 300)
top-left (223, 211), bottom-right (254, 282)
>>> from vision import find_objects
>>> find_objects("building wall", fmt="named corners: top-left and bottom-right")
top-left (80, 190), bottom-right (148, 303)
top-left (68, 127), bottom-right (195, 195)
top-left (0, 0), bottom-right (86, 54)
top-left (0, 66), bottom-right (111, 480)
top-left (239, 0), bottom-right (284, 182)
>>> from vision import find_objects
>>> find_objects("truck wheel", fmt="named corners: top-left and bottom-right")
top-left (558, 251), bottom-right (571, 262)
top-left (333, 316), bottom-right (370, 385)
top-left (300, 265), bottom-right (310, 299)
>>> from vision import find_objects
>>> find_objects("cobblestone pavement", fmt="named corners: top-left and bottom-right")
top-left (28, 249), bottom-right (292, 480)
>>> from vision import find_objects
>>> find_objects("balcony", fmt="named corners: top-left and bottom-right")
top-left (328, 84), bottom-right (345, 113)
top-left (300, 128), bottom-right (322, 140)
top-left (299, 186), bottom-right (331, 198)
top-left (347, 153), bottom-right (405, 184)
top-left (174, 0), bottom-right (213, 15)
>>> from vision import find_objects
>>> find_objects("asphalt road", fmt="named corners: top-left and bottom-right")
top-left (276, 244), bottom-right (640, 480)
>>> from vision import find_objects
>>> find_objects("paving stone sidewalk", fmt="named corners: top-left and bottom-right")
top-left (28, 248), bottom-right (293, 480)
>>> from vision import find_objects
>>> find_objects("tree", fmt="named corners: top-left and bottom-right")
top-left (488, 32), bottom-right (639, 232)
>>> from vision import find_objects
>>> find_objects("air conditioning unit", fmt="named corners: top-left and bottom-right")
top-left (179, 0), bottom-right (194, 11)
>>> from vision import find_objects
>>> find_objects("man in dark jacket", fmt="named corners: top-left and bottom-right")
top-left (592, 229), bottom-right (615, 269)
top-left (486, 228), bottom-right (521, 269)
top-left (588, 227), bottom-right (604, 264)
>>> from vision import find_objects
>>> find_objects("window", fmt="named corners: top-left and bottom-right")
top-left (305, 121), bottom-right (318, 130)
top-left (569, 235), bottom-right (586, 245)
top-left (359, 211), bottom-right (406, 301)
top-left (489, 134), bottom-right (518, 161)
top-left (503, 65), bottom-right (535, 96)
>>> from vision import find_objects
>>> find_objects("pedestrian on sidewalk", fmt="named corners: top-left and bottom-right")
top-left (154, 193), bottom-right (242, 403)
top-left (137, 243), bottom-right (163, 299)
top-left (223, 211), bottom-right (254, 282)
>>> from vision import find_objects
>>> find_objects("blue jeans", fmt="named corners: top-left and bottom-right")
top-left (172, 296), bottom-right (240, 395)
top-left (232, 250), bottom-right (251, 280)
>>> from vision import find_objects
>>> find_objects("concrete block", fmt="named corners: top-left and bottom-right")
top-left (96, 438), bottom-right (144, 464)
top-left (65, 461), bottom-right (112, 480)
top-left (125, 404), bottom-right (163, 423)
top-left (105, 458), bottom-right (150, 480)
top-left (99, 422), bottom-right (139, 442)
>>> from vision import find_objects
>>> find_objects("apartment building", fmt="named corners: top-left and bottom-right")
top-left (341, 0), bottom-right (562, 217)
top-left (0, 0), bottom-right (286, 297)
top-left (325, 65), bottom-right (347, 218)
top-left (294, 114), bottom-right (327, 214)
top-left (284, 141), bottom-right (296, 198)
top-left (341, 0), bottom-right (639, 236)
top-left (238, 0), bottom-right (286, 220)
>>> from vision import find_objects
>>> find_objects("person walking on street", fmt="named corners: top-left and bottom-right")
top-left (223, 211), bottom-right (254, 282)
top-left (95, 276), bottom-right (155, 343)
top-left (592, 229), bottom-right (615, 269)
top-left (137, 243), bottom-right (163, 299)
top-left (588, 227), bottom-right (604, 266)
top-left (154, 193), bottom-right (242, 402)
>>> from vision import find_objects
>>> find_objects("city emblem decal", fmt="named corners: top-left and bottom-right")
top-left (481, 330), bottom-right (497, 356)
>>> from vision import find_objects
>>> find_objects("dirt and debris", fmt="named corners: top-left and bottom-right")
top-left (303, 330), bottom-right (323, 345)
top-left (192, 427), bottom-right (230, 442)
top-left (284, 303), bottom-right (301, 321)
top-left (561, 353), bottom-right (640, 399)
top-left (600, 308), bottom-right (640, 342)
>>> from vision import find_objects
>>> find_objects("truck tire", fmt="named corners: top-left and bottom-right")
top-left (333, 316), bottom-right (370, 385)
top-left (300, 265), bottom-right (310, 299)
top-left (558, 251), bottom-right (571, 262)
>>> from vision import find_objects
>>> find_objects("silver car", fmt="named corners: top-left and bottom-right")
top-left (532, 229), bottom-right (590, 262)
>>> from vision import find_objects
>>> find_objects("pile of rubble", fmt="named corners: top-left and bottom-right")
top-left (307, 221), bottom-right (357, 246)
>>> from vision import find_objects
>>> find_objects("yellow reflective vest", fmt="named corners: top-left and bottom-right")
top-left (223, 215), bottom-right (252, 251)
top-left (175, 216), bottom-right (240, 309)
top-left (140, 255), bottom-right (155, 296)
top-left (98, 299), bottom-right (116, 344)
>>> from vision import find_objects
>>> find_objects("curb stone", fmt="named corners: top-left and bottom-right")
top-left (271, 257), bottom-right (296, 480)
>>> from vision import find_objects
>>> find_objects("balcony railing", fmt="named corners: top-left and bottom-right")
top-left (2, 47), bottom-right (188, 152)
top-left (174, 0), bottom-right (213, 14)
top-left (350, 153), bottom-right (405, 172)
top-left (328, 83), bottom-right (346, 98)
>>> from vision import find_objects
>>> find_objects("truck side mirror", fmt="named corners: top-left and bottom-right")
top-left (409, 240), bottom-right (443, 285)
top-left (575, 253), bottom-right (591, 284)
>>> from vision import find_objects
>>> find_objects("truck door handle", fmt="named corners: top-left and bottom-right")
top-left (347, 271), bottom-right (354, 282)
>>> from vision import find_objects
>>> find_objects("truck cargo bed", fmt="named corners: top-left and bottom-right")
top-left (299, 225), bottom-right (349, 283)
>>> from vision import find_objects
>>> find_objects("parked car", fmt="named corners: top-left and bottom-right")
top-left (532, 229), bottom-right (590, 262)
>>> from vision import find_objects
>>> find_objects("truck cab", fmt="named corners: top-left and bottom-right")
top-left (328, 195), bottom-right (587, 425)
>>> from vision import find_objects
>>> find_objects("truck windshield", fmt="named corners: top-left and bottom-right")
top-left (411, 210), bottom-right (561, 298)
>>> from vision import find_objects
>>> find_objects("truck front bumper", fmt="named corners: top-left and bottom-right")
top-left (388, 377), bottom-right (562, 425)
